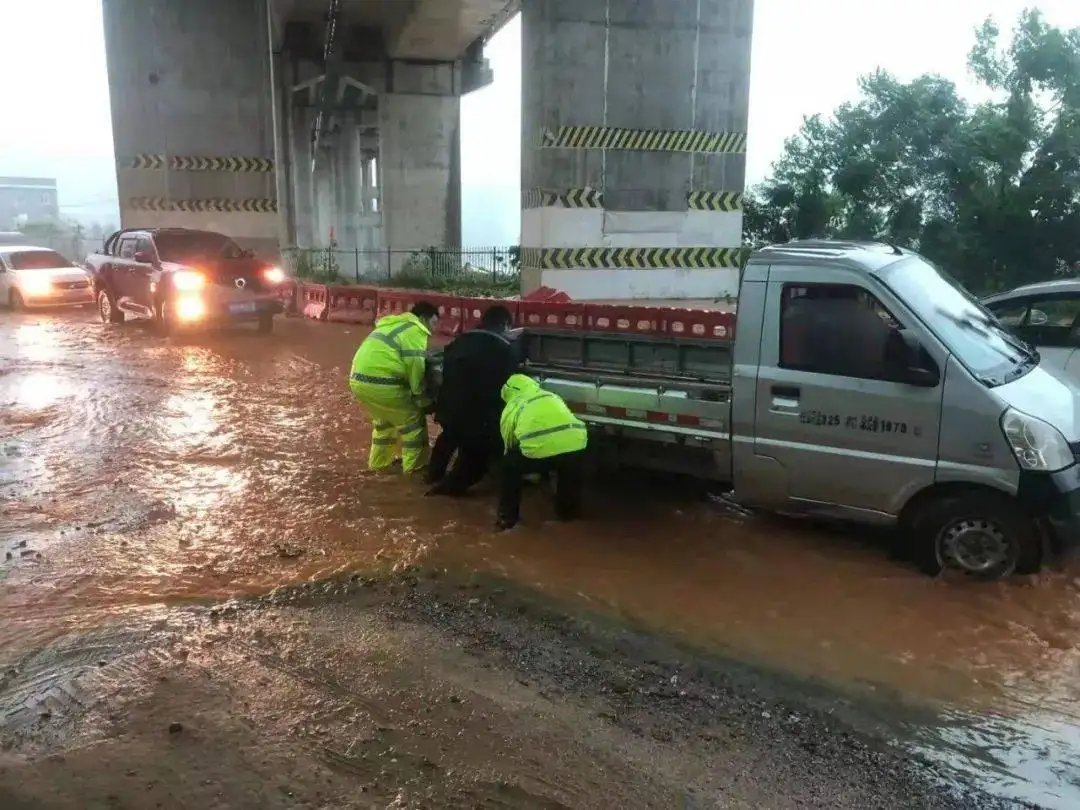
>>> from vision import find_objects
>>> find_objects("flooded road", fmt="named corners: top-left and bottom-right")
top-left (2, 309), bottom-right (1080, 806)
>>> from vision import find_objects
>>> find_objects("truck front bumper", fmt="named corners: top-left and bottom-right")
top-left (1018, 464), bottom-right (1080, 555)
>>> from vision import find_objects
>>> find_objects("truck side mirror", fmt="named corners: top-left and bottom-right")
top-left (133, 250), bottom-right (153, 264)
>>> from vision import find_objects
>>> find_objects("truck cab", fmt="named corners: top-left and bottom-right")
top-left (520, 240), bottom-right (1080, 580)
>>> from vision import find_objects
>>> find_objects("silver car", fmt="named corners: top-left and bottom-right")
top-left (983, 279), bottom-right (1080, 382)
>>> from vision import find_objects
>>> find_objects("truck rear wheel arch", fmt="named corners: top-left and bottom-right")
top-left (898, 482), bottom-right (1046, 578)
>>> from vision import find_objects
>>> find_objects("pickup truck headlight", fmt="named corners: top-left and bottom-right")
top-left (173, 270), bottom-right (206, 291)
top-left (263, 266), bottom-right (285, 284)
top-left (1001, 408), bottom-right (1074, 472)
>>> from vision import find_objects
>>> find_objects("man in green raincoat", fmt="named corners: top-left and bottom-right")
top-left (349, 301), bottom-right (439, 473)
top-left (496, 373), bottom-right (588, 529)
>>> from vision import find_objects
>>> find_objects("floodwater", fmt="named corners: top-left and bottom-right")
top-left (2, 309), bottom-right (1079, 806)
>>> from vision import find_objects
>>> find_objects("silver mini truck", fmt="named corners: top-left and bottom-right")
top-left (518, 241), bottom-right (1080, 580)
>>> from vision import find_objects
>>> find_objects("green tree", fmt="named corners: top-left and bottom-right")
top-left (744, 9), bottom-right (1080, 293)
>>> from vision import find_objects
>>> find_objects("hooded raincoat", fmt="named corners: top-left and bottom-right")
top-left (349, 312), bottom-right (432, 472)
top-left (499, 374), bottom-right (587, 459)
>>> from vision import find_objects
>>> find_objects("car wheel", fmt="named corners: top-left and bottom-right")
top-left (909, 492), bottom-right (1042, 580)
top-left (257, 314), bottom-right (274, 334)
top-left (9, 289), bottom-right (25, 311)
top-left (97, 289), bottom-right (125, 324)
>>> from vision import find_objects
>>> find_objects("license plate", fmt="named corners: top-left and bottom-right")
top-left (229, 302), bottom-right (257, 314)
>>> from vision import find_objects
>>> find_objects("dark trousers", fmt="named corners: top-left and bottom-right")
top-left (498, 447), bottom-right (584, 527)
top-left (428, 422), bottom-right (500, 494)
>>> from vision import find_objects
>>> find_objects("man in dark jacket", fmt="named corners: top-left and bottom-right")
top-left (426, 304), bottom-right (519, 496)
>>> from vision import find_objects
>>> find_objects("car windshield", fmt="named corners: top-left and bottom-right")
top-left (879, 256), bottom-right (1037, 386)
top-left (6, 250), bottom-right (74, 270)
top-left (154, 233), bottom-right (246, 262)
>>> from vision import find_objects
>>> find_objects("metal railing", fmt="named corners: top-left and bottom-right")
top-left (282, 245), bottom-right (521, 292)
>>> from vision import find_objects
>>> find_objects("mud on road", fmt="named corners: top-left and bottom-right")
top-left (2, 309), bottom-right (1080, 807)
top-left (0, 571), bottom-right (1020, 809)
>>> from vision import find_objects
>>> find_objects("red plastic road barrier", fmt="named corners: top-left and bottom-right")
top-left (299, 283), bottom-right (328, 321)
top-left (277, 279), bottom-right (299, 315)
top-left (426, 293), bottom-right (464, 337)
top-left (586, 304), bottom-right (663, 336)
top-left (326, 285), bottom-right (378, 325)
top-left (517, 301), bottom-right (587, 330)
top-left (461, 297), bottom-right (520, 331)
top-left (663, 308), bottom-right (736, 340)
top-left (521, 285), bottom-right (571, 303)
top-left (375, 289), bottom-right (416, 318)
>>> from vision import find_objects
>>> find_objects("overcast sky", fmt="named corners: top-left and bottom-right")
top-left (2, 1), bottom-right (1078, 242)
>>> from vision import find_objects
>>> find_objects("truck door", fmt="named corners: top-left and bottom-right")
top-left (750, 266), bottom-right (943, 519)
top-left (112, 236), bottom-right (139, 304)
top-left (129, 236), bottom-right (158, 311)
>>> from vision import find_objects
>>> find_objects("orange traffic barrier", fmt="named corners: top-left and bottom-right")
top-left (586, 304), bottom-right (664, 336)
top-left (461, 297), bottom-right (520, 332)
top-left (663, 308), bottom-right (735, 339)
top-left (517, 300), bottom-right (587, 330)
top-left (326, 285), bottom-right (378, 325)
top-left (299, 283), bottom-right (328, 321)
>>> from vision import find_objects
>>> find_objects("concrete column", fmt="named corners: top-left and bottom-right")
top-left (378, 92), bottom-right (462, 267)
top-left (102, 0), bottom-right (279, 258)
top-left (269, 47), bottom-right (295, 248)
top-left (520, 0), bottom-right (754, 300)
top-left (290, 105), bottom-right (316, 249)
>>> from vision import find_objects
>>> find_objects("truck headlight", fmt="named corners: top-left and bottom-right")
top-left (263, 266), bottom-right (285, 284)
top-left (173, 270), bottom-right (206, 291)
top-left (1001, 408), bottom-right (1074, 472)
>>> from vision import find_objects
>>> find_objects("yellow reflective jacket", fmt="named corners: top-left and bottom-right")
top-left (349, 312), bottom-right (431, 397)
top-left (499, 374), bottom-right (587, 459)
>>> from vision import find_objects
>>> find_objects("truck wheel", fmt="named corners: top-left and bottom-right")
top-left (97, 289), bottom-right (124, 323)
top-left (9, 289), bottom-right (25, 310)
top-left (256, 314), bottom-right (274, 334)
top-left (156, 300), bottom-right (175, 336)
top-left (909, 492), bottom-right (1042, 580)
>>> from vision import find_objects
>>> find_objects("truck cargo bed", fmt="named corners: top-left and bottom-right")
top-left (521, 329), bottom-right (734, 482)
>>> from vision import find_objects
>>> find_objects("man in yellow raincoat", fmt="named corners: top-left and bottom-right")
top-left (349, 301), bottom-right (439, 473)
top-left (496, 373), bottom-right (588, 530)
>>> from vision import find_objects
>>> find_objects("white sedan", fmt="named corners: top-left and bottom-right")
top-left (0, 245), bottom-right (94, 309)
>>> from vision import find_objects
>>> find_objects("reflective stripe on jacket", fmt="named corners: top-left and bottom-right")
top-left (499, 373), bottom-right (587, 460)
top-left (349, 313), bottom-right (431, 396)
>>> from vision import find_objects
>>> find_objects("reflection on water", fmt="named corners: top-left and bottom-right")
top-left (909, 708), bottom-right (1080, 809)
top-left (2, 311), bottom-right (1080, 806)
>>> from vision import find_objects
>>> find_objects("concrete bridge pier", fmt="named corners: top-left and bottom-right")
top-left (102, 0), bottom-right (280, 258)
top-left (520, 0), bottom-right (754, 301)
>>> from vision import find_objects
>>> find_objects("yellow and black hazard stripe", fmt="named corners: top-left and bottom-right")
top-left (687, 190), bottom-right (743, 212)
top-left (128, 197), bottom-right (278, 213)
top-left (130, 154), bottom-right (165, 170)
top-left (519, 246), bottom-right (747, 270)
top-left (522, 187), bottom-right (604, 209)
top-left (539, 126), bottom-right (746, 155)
top-left (127, 154), bottom-right (275, 172)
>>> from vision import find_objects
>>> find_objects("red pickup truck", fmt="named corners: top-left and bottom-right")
top-left (86, 228), bottom-right (286, 334)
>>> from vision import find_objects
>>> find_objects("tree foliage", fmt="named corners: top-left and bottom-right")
top-left (744, 9), bottom-right (1080, 293)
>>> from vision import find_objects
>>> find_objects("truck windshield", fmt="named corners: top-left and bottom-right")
top-left (880, 257), bottom-right (1037, 386)
top-left (6, 250), bottom-right (73, 270)
top-left (154, 233), bottom-right (246, 262)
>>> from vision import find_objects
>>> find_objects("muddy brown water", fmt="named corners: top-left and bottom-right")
top-left (2, 309), bottom-right (1079, 806)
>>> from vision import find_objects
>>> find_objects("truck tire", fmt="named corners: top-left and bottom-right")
top-left (908, 491), bottom-right (1042, 580)
top-left (9, 289), bottom-right (25, 310)
top-left (257, 314), bottom-right (274, 334)
top-left (97, 289), bottom-right (124, 324)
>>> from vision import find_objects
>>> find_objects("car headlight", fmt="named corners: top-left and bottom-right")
top-left (263, 266), bottom-right (286, 284)
top-left (1001, 408), bottom-right (1074, 472)
top-left (173, 270), bottom-right (206, 291)
top-left (20, 275), bottom-right (53, 295)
